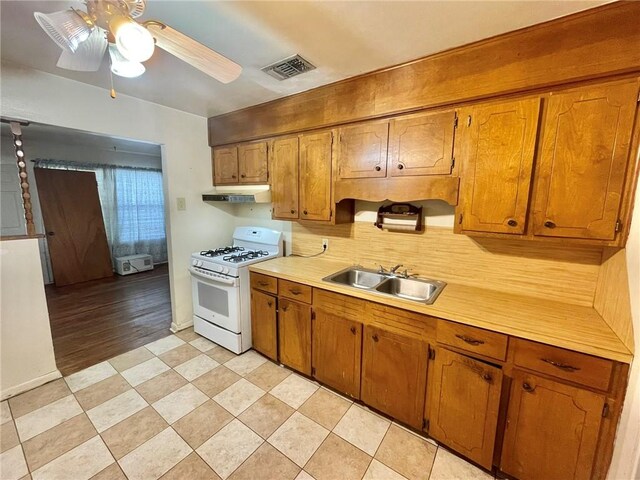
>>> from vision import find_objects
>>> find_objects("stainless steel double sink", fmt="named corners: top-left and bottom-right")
top-left (322, 266), bottom-right (446, 304)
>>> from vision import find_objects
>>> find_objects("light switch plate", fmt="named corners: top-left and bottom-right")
top-left (177, 197), bottom-right (186, 211)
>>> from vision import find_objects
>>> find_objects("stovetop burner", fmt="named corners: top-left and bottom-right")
top-left (200, 246), bottom-right (245, 257)
top-left (222, 250), bottom-right (270, 263)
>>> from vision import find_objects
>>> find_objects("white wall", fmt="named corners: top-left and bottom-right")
top-left (0, 239), bottom-right (60, 399)
top-left (608, 170), bottom-right (640, 480)
top-left (0, 61), bottom-right (236, 335)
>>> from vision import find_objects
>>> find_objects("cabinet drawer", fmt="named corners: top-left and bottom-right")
top-left (438, 321), bottom-right (508, 361)
top-left (278, 280), bottom-right (312, 304)
top-left (512, 338), bottom-right (613, 391)
top-left (250, 273), bottom-right (277, 294)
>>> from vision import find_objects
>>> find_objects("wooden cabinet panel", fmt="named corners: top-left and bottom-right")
top-left (270, 137), bottom-right (299, 220)
top-left (337, 121), bottom-right (389, 179)
top-left (250, 272), bottom-right (277, 294)
top-left (361, 324), bottom-right (428, 429)
top-left (278, 280), bottom-right (312, 304)
top-left (501, 370), bottom-right (605, 480)
top-left (238, 142), bottom-right (268, 183)
top-left (213, 146), bottom-right (238, 184)
top-left (427, 348), bottom-right (502, 469)
top-left (389, 110), bottom-right (456, 177)
top-left (299, 131), bottom-right (333, 221)
top-left (250, 289), bottom-right (277, 361)
top-left (312, 308), bottom-right (362, 398)
top-left (438, 321), bottom-right (508, 361)
top-left (458, 98), bottom-right (541, 234)
top-left (512, 338), bottom-right (613, 391)
top-left (278, 298), bottom-right (312, 375)
top-left (533, 80), bottom-right (638, 240)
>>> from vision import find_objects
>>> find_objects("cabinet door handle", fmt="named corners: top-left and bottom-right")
top-left (374, 165), bottom-right (381, 172)
top-left (231, 175), bottom-right (237, 179)
top-left (397, 164), bottom-right (404, 170)
top-left (507, 219), bottom-right (518, 227)
top-left (290, 209), bottom-right (296, 214)
top-left (350, 326), bottom-right (357, 335)
top-left (455, 334), bottom-right (485, 346)
top-left (240, 174), bottom-right (246, 178)
top-left (541, 358), bottom-right (581, 372)
top-left (522, 382), bottom-right (536, 393)
top-left (372, 334), bottom-right (379, 342)
top-left (303, 210), bottom-right (308, 215)
top-left (482, 373), bottom-right (493, 383)
top-left (267, 301), bottom-right (273, 307)
top-left (544, 220), bottom-right (556, 228)
top-left (281, 305), bottom-right (288, 312)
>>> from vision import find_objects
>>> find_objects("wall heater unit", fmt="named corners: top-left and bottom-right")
top-left (114, 254), bottom-right (154, 276)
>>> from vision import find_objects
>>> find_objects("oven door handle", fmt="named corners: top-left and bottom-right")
top-left (188, 266), bottom-right (236, 285)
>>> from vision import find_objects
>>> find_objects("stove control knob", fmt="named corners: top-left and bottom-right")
top-left (197, 260), bottom-right (204, 267)
top-left (192, 259), bottom-right (197, 266)
top-left (223, 267), bottom-right (229, 275)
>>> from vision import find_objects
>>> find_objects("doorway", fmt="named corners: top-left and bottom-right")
top-left (0, 122), bottom-right (172, 375)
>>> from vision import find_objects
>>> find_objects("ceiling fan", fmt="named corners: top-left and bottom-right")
top-left (34, 0), bottom-right (242, 86)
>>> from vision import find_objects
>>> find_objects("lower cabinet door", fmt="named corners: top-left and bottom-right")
top-left (500, 370), bottom-right (605, 480)
top-left (250, 289), bottom-right (277, 361)
top-left (312, 308), bottom-right (362, 399)
top-left (278, 298), bottom-right (312, 375)
top-left (427, 348), bottom-right (502, 469)
top-left (361, 325), bottom-right (428, 429)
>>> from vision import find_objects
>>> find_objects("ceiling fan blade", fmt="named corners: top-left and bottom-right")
top-left (56, 27), bottom-right (108, 72)
top-left (146, 24), bottom-right (242, 83)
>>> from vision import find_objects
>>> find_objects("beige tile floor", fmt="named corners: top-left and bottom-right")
top-left (0, 329), bottom-right (496, 480)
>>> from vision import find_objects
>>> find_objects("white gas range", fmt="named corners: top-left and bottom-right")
top-left (190, 226), bottom-right (283, 353)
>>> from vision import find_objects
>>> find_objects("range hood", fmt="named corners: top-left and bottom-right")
top-left (202, 185), bottom-right (271, 204)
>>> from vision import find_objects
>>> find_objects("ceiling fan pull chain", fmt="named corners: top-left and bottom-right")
top-left (108, 55), bottom-right (116, 99)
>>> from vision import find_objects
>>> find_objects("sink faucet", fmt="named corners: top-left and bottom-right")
top-left (390, 264), bottom-right (403, 273)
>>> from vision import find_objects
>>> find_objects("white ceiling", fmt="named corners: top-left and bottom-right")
top-left (0, 1), bottom-right (610, 118)
top-left (0, 121), bottom-right (161, 156)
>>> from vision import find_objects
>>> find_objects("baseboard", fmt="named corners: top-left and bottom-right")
top-left (170, 319), bottom-right (194, 333)
top-left (1, 369), bottom-right (63, 401)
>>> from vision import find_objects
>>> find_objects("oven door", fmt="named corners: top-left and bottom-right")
top-left (189, 267), bottom-right (241, 333)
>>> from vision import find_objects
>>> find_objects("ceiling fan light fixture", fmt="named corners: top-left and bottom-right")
top-left (109, 44), bottom-right (145, 78)
top-left (34, 9), bottom-right (93, 53)
top-left (110, 16), bottom-right (154, 63)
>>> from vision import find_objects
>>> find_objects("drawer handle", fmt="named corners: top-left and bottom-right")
top-left (522, 382), bottom-right (536, 393)
top-left (455, 334), bottom-right (485, 346)
top-left (289, 289), bottom-right (302, 296)
top-left (482, 373), bottom-right (493, 383)
top-left (372, 334), bottom-right (379, 342)
top-left (350, 326), bottom-right (357, 335)
top-left (257, 281), bottom-right (269, 287)
top-left (541, 358), bottom-right (581, 372)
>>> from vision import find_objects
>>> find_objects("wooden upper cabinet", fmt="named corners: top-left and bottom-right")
top-left (270, 137), bottom-right (299, 220)
top-left (250, 289), bottom-right (277, 361)
top-left (312, 308), bottom-right (362, 399)
top-left (337, 121), bottom-right (389, 179)
top-left (501, 370), bottom-right (605, 480)
top-left (278, 298), bottom-right (312, 375)
top-left (299, 131), bottom-right (333, 221)
top-left (213, 146), bottom-right (239, 184)
top-left (458, 98), bottom-right (541, 234)
top-left (427, 348), bottom-right (503, 470)
top-left (361, 324), bottom-right (428, 429)
top-left (238, 142), bottom-right (268, 183)
top-left (389, 110), bottom-right (456, 177)
top-left (532, 80), bottom-right (639, 240)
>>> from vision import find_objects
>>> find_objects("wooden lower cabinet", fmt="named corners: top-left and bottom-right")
top-left (427, 348), bottom-right (503, 470)
top-left (500, 370), bottom-right (606, 480)
top-left (361, 324), bottom-right (428, 429)
top-left (278, 298), bottom-right (312, 375)
top-left (250, 289), bottom-right (277, 361)
top-left (312, 308), bottom-right (362, 399)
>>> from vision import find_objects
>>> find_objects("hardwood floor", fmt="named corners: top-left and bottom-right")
top-left (46, 264), bottom-right (172, 376)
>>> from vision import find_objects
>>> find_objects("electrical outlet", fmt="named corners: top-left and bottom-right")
top-left (177, 197), bottom-right (186, 211)
top-left (322, 238), bottom-right (329, 249)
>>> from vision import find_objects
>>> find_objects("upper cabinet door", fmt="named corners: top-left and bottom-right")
top-left (213, 146), bottom-right (239, 184)
top-left (458, 98), bottom-right (541, 234)
top-left (238, 142), bottom-right (268, 183)
top-left (299, 131), bottom-right (333, 221)
top-left (532, 80), bottom-right (638, 240)
top-left (337, 121), bottom-right (389, 179)
top-left (270, 137), bottom-right (299, 220)
top-left (389, 110), bottom-right (456, 177)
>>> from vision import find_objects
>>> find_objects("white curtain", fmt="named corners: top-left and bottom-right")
top-left (33, 159), bottom-right (167, 264)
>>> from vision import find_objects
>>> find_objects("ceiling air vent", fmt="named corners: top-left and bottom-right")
top-left (262, 54), bottom-right (316, 80)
